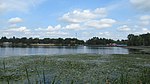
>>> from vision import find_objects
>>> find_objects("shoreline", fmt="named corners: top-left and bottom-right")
top-left (124, 46), bottom-right (150, 54)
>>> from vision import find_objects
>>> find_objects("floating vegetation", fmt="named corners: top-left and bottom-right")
top-left (0, 54), bottom-right (150, 84)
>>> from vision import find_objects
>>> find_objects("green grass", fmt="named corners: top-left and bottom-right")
top-left (0, 54), bottom-right (150, 84)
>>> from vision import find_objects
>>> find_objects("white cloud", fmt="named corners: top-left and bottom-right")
top-left (59, 8), bottom-right (117, 31)
top-left (1, 32), bottom-right (10, 36)
top-left (117, 25), bottom-right (131, 32)
top-left (140, 15), bottom-right (150, 20)
top-left (124, 26), bottom-right (150, 35)
top-left (133, 28), bottom-right (150, 35)
top-left (46, 31), bottom-right (68, 35)
top-left (64, 24), bottom-right (82, 30)
top-left (139, 15), bottom-right (150, 25)
top-left (35, 25), bottom-right (61, 31)
top-left (47, 25), bottom-right (61, 31)
top-left (7, 26), bottom-right (30, 32)
top-left (141, 21), bottom-right (150, 25)
top-left (8, 17), bottom-right (23, 24)
top-left (94, 8), bottom-right (107, 15)
top-left (99, 32), bottom-right (110, 36)
top-left (0, 26), bottom-right (31, 37)
top-left (142, 28), bottom-right (150, 33)
top-left (85, 19), bottom-right (116, 29)
top-left (98, 32), bottom-right (119, 39)
top-left (130, 0), bottom-right (150, 12)
top-left (0, 0), bottom-right (44, 13)
top-left (34, 25), bottom-right (69, 37)
top-left (0, 25), bottom-right (69, 38)
top-left (59, 8), bottom-right (107, 23)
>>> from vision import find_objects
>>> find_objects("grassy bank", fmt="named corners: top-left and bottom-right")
top-left (125, 46), bottom-right (150, 54)
top-left (0, 54), bottom-right (150, 84)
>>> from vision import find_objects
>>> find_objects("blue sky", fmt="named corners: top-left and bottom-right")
top-left (0, 0), bottom-right (150, 40)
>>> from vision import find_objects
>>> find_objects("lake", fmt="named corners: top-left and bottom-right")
top-left (0, 46), bottom-right (130, 57)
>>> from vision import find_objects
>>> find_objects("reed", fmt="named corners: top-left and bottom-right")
top-left (25, 66), bottom-right (30, 84)
top-left (51, 76), bottom-right (56, 84)
top-left (42, 56), bottom-right (47, 84)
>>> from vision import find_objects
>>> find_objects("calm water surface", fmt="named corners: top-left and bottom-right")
top-left (0, 46), bottom-right (129, 57)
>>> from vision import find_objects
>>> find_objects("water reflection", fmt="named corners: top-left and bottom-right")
top-left (0, 46), bottom-right (129, 57)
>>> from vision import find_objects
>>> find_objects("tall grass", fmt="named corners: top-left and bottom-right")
top-left (51, 76), bottom-right (56, 84)
top-left (3, 59), bottom-right (6, 72)
top-left (25, 65), bottom-right (30, 84)
top-left (2, 59), bottom-right (10, 84)
top-left (70, 80), bottom-right (74, 84)
top-left (43, 56), bottom-right (47, 84)
top-left (35, 66), bottom-right (42, 84)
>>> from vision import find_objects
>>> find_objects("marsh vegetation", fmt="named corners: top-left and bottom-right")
top-left (0, 54), bottom-right (150, 84)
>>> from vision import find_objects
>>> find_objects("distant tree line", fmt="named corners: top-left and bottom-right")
top-left (86, 37), bottom-right (114, 45)
top-left (85, 37), bottom-right (127, 45)
top-left (127, 33), bottom-right (150, 46)
top-left (0, 37), bottom-right (84, 46)
top-left (0, 36), bottom-right (128, 46)
top-left (5, 33), bottom-right (150, 47)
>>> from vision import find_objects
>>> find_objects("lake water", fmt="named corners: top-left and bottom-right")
top-left (0, 46), bottom-right (129, 57)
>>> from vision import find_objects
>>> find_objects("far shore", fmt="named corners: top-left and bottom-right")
top-left (0, 43), bottom-right (127, 47)
top-left (30, 43), bottom-right (58, 46)
top-left (124, 46), bottom-right (150, 54)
